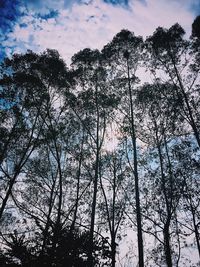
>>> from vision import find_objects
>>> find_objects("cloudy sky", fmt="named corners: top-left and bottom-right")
top-left (1, 0), bottom-right (200, 63)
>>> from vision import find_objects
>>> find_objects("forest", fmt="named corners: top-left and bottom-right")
top-left (0, 16), bottom-right (200, 267)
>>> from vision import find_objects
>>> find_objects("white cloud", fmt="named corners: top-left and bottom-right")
top-left (130, 0), bottom-right (194, 36)
top-left (4, 0), bottom-right (196, 63)
top-left (23, 0), bottom-right (65, 15)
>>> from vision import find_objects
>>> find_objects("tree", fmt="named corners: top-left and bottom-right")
top-left (172, 138), bottom-right (200, 259)
top-left (146, 24), bottom-right (200, 148)
top-left (192, 15), bottom-right (200, 39)
top-left (0, 51), bottom-right (49, 221)
top-left (0, 21), bottom-right (200, 266)
top-left (0, 227), bottom-right (110, 267)
top-left (136, 82), bottom-right (187, 266)
top-left (69, 48), bottom-right (119, 266)
top-left (102, 29), bottom-right (144, 267)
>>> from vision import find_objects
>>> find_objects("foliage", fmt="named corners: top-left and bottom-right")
top-left (0, 18), bottom-right (200, 267)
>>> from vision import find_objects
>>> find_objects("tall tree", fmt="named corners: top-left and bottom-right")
top-left (136, 82), bottom-right (192, 266)
top-left (0, 49), bottom-right (69, 222)
top-left (69, 48), bottom-right (119, 266)
top-left (146, 24), bottom-right (200, 148)
top-left (0, 51), bottom-right (48, 221)
top-left (102, 30), bottom-right (144, 267)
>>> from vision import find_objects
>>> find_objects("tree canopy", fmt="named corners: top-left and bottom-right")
top-left (0, 17), bottom-right (200, 267)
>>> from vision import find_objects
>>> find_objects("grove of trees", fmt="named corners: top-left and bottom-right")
top-left (0, 17), bottom-right (200, 267)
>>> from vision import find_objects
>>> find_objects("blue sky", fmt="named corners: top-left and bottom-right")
top-left (0, 0), bottom-right (199, 63)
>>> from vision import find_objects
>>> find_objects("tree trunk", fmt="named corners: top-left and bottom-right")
top-left (155, 124), bottom-right (173, 267)
top-left (40, 168), bottom-right (57, 260)
top-left (189, 197), bottom-right (200, 258)
top-left (70, 137), bottom-right (84, 232)
top-left (126, 57), bottom-right (144, 267)
top-left (111, 235), bottom-right (116, 267)
top-left (88, 84), bottom-right (100, 267)
top-left (170, 56), bottom-right (200, 148)
top-left (163, 220), bottom-right (173, 267)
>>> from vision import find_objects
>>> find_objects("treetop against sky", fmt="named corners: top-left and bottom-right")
top-left (0, 0), bottom-right (199, 63)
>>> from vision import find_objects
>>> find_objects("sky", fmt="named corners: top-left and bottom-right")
top-left (0, 0), bottom-right (200, 64)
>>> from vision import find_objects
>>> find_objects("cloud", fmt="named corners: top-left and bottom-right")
top-left (38, 10), bottom-right (59, 20)
top-left (1, 0), bottom-right (198, 64)
top-left (22, 0), bottom-right (65, 15)
top-left (0, 0), bottom-right (21, 33)
top-left (103, 0), bottom-right (129, 6)
top-left (129, 0), bottom-right (195, 35)
top-left (0, 0), bottom-right (23, 58)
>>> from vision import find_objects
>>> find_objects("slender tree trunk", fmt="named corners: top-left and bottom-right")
top-left (155, 129), bottom-right (173, 267)
top-left (41, 167), bottom-right (57, 259)
top-left (189, 197), bottom-right (200, 258)
top-left (99, 155), bottom-right (119, 267)
top-left (0, 108), bottom-right (43, 221)
top-left (111, 161), bottom-right (116, 267)
top-left (70, 137), bottom-right (84, 232)
top-left (88, 147), bottom-right (100, 267)
top-left (51, 138), bottom-right (63, 266)
top-left (88, 84), bottom-right (100, 267)
top-left (170, 56), bottom-right (200, 148)
top-left (163, 219), bottom-right (173, 267)
top-left (111, 234), bottom-right (116, 267)
top-left (175, 212), bottom-right (181, 267)
top-left (126, 57), bottom-right (144, 267)
top-left (0, 141), bottom-right (36, 220)
top-left (0, 171), bottom-right (19, 220)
